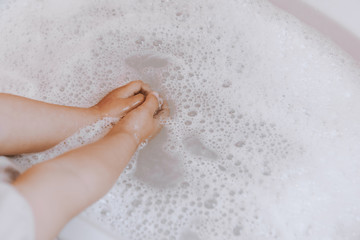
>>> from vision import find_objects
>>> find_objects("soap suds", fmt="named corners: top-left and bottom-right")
top-left (1, 0), bottom-right (360, 239)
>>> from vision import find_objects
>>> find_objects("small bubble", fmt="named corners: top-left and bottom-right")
top-left (218, 165), bottom-right (226, 171)
top-left (188, 111), bottom-right (198, 117)
top-left (135, 36), bottom-right (145, 44)
top-left (181, 181), bottom-right (190, 188)
top-left (235, 141), bottom-right (245, 148)
top-left (132, 199), bottom-right (142, 207)
top-left (101, 208), bottom-right (110, 216)
top-left (153, 40), bottom-right (163, 46)
top-left (233, 225), bottom-right (242, 236)
top-left (125, 163), bottom-right (133, 170)
top-left (222, 81), bottom-right (232, 88)
top-left (185, 120), bottom-right (192, 125)
top-left (181, 194), bottom-right (188, 199)
top-left (204, 199), bottom-right (217, 209)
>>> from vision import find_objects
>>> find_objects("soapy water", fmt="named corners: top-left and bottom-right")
top-left (1, 0), bottom-right (360, 239)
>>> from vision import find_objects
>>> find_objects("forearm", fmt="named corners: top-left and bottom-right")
top-left (52, 133), bottom-right (138, 202)
top-left (13, 133), bottom-right (138, 240)
top-left (0, 93), bottom-right (99, 155)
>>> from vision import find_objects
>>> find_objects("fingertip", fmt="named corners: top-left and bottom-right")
top-left (149, 91), bottom-right (161, 104)
top-left (142, 92), bottom-right (160, 115)
top-left (131, 80), bottom-right (144, 87)
top-left (140, 83), bottom-right (152, 96)
top-left (119, 80), bottom-right (144, 98)
top-left (154, 100), bottom-right (170, 125)
top-left (155, 107), bottom-right (170, 121)
top-left (133, 93), bottom-right (145, 105)
top-left (127, 80), bottom-right (144, 93)
top-left (152, 92), bottom-right (164, 107)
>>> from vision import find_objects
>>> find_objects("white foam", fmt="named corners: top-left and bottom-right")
top-left (1, 0), bottom-right (360, 239)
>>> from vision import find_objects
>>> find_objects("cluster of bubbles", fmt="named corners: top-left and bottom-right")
top-left (1, 0), bottom-right (360, 239)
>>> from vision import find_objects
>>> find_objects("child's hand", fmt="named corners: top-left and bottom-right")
top-left (108, 92), bottom-right (170, 145)
top-left (92, 80), bottom-right (149, 118)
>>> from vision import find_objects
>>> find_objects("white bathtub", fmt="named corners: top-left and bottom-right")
top-left (269, 0), bottom-right (360, 61)
top-left (58, 1), bottom-right (360, 239)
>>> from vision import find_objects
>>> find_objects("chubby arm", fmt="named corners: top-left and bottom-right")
top-left (0, 94), bottom-right (97, 155)
top-left (14, 133), bottom-right (138, 240)
top-left (13, 92), bottom-right (168, 240)
top-left (0, 81), bottom-right (145, 155)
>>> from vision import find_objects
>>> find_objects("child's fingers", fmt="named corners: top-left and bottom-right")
top-left (122, 94), bottom-right (145, 114)
top-left (117, 80), bottom-right (144, 98)
top-left (140, 83), bottom-right (152, 96)
top-left (153, 101), bottom-right (170, 133)
top-left (154, 100), bottom-right (170, 120)
top-left (139, 92), bottom-right (161, 115)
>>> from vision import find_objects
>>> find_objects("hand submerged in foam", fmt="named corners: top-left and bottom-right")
top-left (107, 91), bottom-right (170, 145)
top-left (91, 79), bottom-right (169, 145)
top-left (91, 80), bottom-right (151, 119)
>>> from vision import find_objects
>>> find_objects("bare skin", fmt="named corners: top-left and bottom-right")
top-left (0, 80), bottom-right (148, 155)
top-left (0, 80), bottom-right (169, 240)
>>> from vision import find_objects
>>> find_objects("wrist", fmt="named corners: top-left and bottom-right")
top-left (88, 105), bottom-right (104, 119)
top-left (105, 130), bottom-right (140, 148)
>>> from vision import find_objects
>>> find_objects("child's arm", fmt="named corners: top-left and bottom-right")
top-left (13, 92), bottom-right (169, 240)
top-left (0, 81), bottom-right (146, 155)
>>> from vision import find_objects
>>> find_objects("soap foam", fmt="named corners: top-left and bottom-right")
top-left (1, 0), bottom-right (360, 239)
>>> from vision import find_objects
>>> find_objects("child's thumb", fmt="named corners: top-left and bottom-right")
top-left (140, 92), bottom-right (162, 115)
